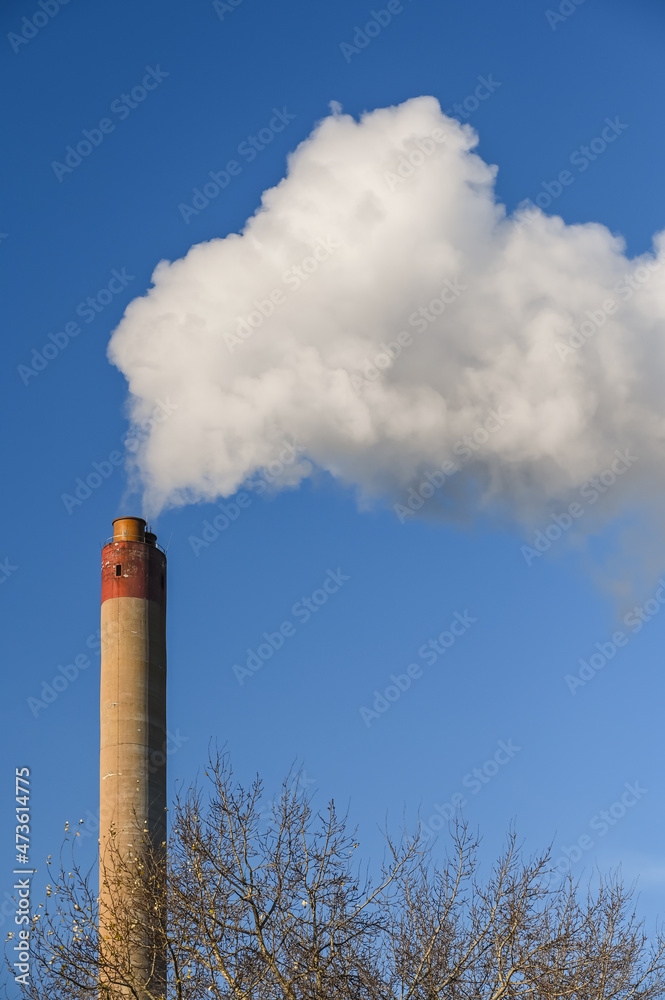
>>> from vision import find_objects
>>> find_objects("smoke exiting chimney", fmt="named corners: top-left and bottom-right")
top-left (99, 516), bottom-right (167, 996)
top-left (108, 97), bottom-right (665, 577)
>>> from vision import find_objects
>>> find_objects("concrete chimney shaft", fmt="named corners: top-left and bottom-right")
top-left (99, 516), bottom-right (167, 996)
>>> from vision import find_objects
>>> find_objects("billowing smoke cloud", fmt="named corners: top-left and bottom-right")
top-left (109, 96), bottom-right (665, 546)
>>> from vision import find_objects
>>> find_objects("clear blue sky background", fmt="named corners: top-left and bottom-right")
top-left (2, 0), bottom-right (665, 988)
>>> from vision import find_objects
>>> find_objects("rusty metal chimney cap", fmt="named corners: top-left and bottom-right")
top-left (112, 516), bottom-right (147, 542)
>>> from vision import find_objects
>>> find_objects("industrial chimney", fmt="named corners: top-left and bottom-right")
top-left (99, 516), bottom-right (167, 997)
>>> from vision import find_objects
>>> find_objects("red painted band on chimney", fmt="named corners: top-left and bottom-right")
top-left (101, 540), bottom-right (166, 606)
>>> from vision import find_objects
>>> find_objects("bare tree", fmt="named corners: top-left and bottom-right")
top-left (7, 752), bottom-right (665, 1000)
top-left (378, 825), bottom-right (665, 1000)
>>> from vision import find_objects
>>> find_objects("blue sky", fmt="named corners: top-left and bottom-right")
top-left (2, 0), bottom-right (665, 987)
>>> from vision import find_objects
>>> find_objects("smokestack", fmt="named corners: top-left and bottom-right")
top-left (99, 516), bottom-right (167, 996)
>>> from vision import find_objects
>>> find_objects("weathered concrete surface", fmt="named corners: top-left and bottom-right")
top-left (99, 519), bottom-right (167, 998)
top-left (100, 596), bottom-right (167, 853)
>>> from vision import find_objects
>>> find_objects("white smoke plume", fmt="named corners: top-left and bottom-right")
top-left (109, 96), bottom-right (665, 550)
